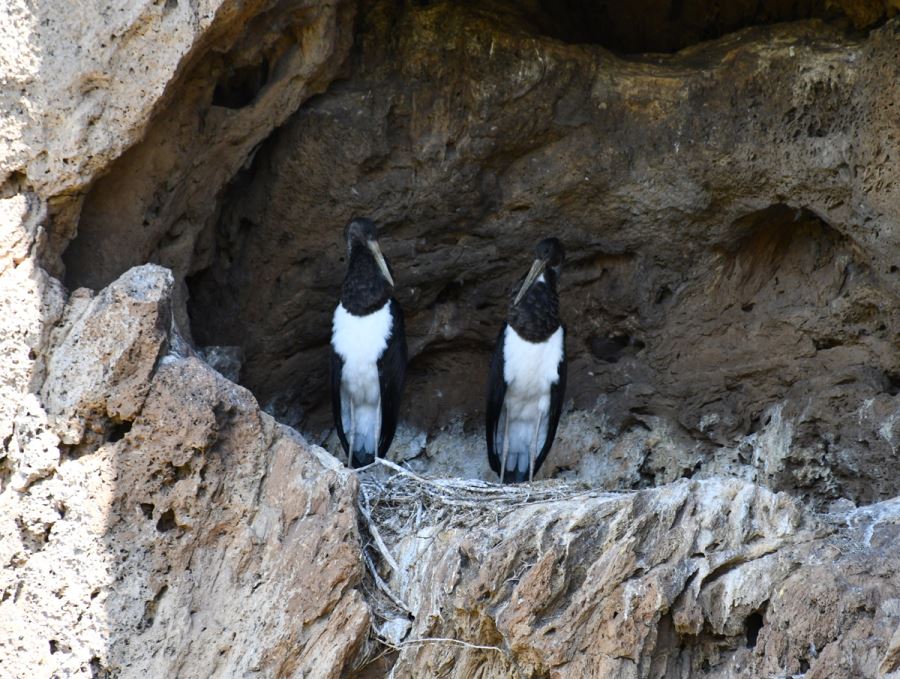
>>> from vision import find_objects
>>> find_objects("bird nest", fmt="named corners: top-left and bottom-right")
top-left (358, 457), bottom-right (597, 536)
top-left (352, 458), bottom-right (623, 670)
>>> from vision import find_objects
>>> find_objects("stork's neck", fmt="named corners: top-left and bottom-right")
top-left (341, 244), bottom-right (392, 315)
top-left (508, 272), bottom-right (560, 342)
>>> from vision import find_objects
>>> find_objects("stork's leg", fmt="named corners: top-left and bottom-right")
top-left (500, 407), bottom-right (510, 483)
top-left (528, 414), bottom-right (542, 483)
top-left (374, 397), bottom-right (382, 458)
top-left (348, 398), bottom-right (356, 465)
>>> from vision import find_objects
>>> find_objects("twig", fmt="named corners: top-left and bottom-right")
top-left (395, 637), bottom-right (507, 654)
top-left (359, 483), bottom-right (404, 575)
top-left (353, 454), bottom-right (632, 673)
top-left (362, 549), bottom-right (411, 614)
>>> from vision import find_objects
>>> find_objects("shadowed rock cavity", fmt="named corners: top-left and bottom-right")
top-left (65, 0), bottom-right (900, 508)
top-left (58, 0), bottom-right (356, 286)
top-left (422, 0), bottom-right (892, 53)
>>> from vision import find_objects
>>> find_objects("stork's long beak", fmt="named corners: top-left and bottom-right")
top-left (367, 240), bottom-right (395, 287)
top-left (514, 258), bottom-right (546, 306)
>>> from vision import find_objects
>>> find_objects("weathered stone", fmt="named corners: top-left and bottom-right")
top-left (0, 194), bottom-right (66, 491)
top-left (1, 0), bottom-right (366, 674)
top-left (102, 356), bottom-right (367, 678)
top-left (41, 264), bottom-right (173, 446)
top-left (1, 267), bottom-right (368, 677)
top-left (60, 0), bottom-right (356, 290)
top-left (359, 472), bottom-right (900, 678)
top-left (3, 0), bottom-right (900, 677)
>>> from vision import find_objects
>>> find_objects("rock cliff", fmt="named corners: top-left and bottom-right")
top-left (2, 0), bottom-right (899, 677)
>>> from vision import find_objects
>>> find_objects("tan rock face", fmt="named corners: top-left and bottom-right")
top-left (0, 0), bottom-right (354, 202)
top-left (105, 352), bottom-right (368, 678)
top-left (2, 0), bottom-right (231, 195)
top-left (1, 1), bottom-right (365, 674)
top-left (2, 266), bottom-right (368, 677)
top-left (3, 0), bottom-right (900, 678)
top-left (0, 195), bottom-right (66, 492)
top-left (359, 472), bottom-right (900, 678)
top-left (41, 266), bottom-right (173, 446)
top-left (59, 0), bottom-right (356, 289)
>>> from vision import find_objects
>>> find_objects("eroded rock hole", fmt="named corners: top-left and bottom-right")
top-left (170, 461), bottom-right (192, 481)
top-left (745, 610), bottom-right (765, 648)
top-left (156, 509), bottom-right (177, 533)
top-left (589, 334), bottom-right (630, 363)
top-left (212, 61), bottom-right (270, 110)
top-left (107, 420), bottom-right (132, 443)
top-left (141, 585), bottom-right (168, 629)
top-left (89, 656), bottom-right (110, 679)
top-left (885, 372), bottom-right (900, 396)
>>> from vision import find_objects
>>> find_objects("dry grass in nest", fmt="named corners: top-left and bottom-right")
top-left (351, 457), bottom-right (626, 672)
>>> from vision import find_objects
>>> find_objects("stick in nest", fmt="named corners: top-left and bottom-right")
top-left (354, 456), bottom-right (628, 666)
top-left (392, 637), bottom-right (506, 653)
top-left (359, 481), bottom-right (404, 575)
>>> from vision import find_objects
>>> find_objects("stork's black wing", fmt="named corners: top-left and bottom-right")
top-left (485, 323), bottom-right (508, 477)
top-left (535, 325), bottom-right (567, 474)
top-left (377, 298), bottom-right (407, 457)
top-left (330, 347), bottom-right (349, 455)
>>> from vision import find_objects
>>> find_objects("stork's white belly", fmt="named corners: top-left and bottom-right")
top-left (332, 302), bottom-right (393, 454)
top-left (501, 325), bottom-right (563, 469)
top-left (503, 325), bottom-right (563, 409)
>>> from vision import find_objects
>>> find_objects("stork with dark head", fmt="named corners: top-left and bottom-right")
top-left (486, 238), bottom-right (567, 483)
top-left (330, 218), bottom-right (407, 468)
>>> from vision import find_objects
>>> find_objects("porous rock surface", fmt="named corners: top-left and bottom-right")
top-left (1, 265), bottom-right (368, 677)
top-left (2, 0), bottom-right (900, 677)
top-left (362, 472), bottom-right (900, 678)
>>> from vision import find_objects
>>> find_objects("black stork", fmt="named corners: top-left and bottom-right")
top-left (330, 218), bottom-right (407, 468)
top-left (486, 238), bottom-right (567, 483)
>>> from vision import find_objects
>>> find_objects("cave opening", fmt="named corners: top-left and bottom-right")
top-left (744, 609), bottom-right (765, 648)
top-left (461, 0), bottom-right (855, 53)
top-left (60, 0), bottom-right (900, 506)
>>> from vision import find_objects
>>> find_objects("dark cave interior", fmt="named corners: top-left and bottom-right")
top-left (60, 0), bottom-right (900, 506)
